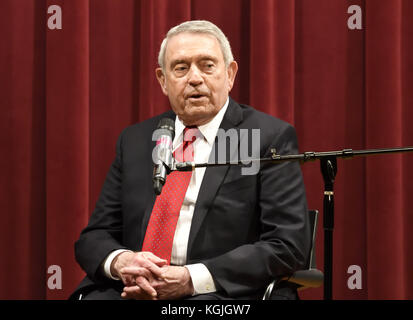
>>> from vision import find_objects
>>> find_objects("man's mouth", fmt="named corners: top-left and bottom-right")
top-left (188, 93), bottom-right (207, 100)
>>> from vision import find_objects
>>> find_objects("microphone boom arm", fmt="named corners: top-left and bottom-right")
top-left (173, 146), bottom-right (413, 171)
top-left (172, 145), bottom-right (413, 300)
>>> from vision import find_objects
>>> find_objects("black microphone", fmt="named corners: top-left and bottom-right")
top-left (152, 118), bottom-right (175, 195)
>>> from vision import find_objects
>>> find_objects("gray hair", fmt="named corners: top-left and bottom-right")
top-left (158, 20), bottom-right (234, 71)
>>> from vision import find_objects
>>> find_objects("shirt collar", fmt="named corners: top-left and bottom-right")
top-left (174, 97), bottom-right (229, 147)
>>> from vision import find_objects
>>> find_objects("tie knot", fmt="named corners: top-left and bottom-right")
top-left (183, 126), bottom-right (201, 143)
top-left (173, 127), bottom-right (201, 162)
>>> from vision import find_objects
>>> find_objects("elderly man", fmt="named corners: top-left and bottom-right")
top-left (72, 20), bottom-right (310, 300)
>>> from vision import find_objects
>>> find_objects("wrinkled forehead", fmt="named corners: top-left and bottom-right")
top-left (164, 32), bottom-right (225, 66)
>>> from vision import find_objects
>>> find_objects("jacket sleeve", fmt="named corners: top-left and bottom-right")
top-left (74, 129), bottom-right (128, 284)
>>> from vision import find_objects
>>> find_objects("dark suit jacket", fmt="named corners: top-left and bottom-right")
top-left (72, 97), bottom-right (310, 299)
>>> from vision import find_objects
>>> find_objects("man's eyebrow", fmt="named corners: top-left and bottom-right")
top-left (197, 55), bottom-right (218, 63)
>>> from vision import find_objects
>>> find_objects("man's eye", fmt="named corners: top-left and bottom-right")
top-left (175, 66), bottom-right (187, 72)
top-left (202, 62), bottom-right (215, 71)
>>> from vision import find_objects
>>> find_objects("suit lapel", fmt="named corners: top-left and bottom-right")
top-left (187, 98), bottom-right (243, 257)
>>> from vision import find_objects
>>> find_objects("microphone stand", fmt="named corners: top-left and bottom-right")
top-left (173, 146), bottom-right (413, 300)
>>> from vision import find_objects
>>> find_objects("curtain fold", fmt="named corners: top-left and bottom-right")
top-left (365, 0), bottom-right (405, 299)
top-left (45, 0), bottom-right (90, 300)
top-left (1, 0), bottom-right (412, 299)
top-left (0, 0), bottom-right (47, 299)
top-left (249, 0), bottom-right (296, 124)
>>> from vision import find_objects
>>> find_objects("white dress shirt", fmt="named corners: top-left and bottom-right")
top-left (103, 98), bottom-right (229, 295)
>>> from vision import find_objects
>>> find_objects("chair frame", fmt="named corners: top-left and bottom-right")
top-left (263, 210), bottom-right (323, 300)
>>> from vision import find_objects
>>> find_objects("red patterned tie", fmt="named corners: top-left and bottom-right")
top-left (141, 127), bottom-right (200, 264)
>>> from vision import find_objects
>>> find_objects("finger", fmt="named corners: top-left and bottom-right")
top-left (135, 276), bottom-right (157, 297)
top-left (122, 278), bottom-right (157, 298)
top-left (121, 274), bottom-right (136, 287)
top-left (124, 261), bottom-right (164, 280)
top-left (121, 286), bottom-right (141, 300)
top-left (120, 266), bottom-right (153, 279)
top-left (128, 253), bottom-right (166, 278)
top-left (144, 262), bottom-right (165, 279)
top-left (122, 291), bottom-right (157, 300)
top-left (122, 285), bottom-right (157, 300)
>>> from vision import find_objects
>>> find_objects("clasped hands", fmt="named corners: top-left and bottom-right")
top-left (111, 251), bottom-right (194, 300)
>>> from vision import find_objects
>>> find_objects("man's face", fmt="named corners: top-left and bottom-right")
top-left (156, 32), bottom-right (238, 126)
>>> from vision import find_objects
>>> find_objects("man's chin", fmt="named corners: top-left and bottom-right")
top-left (186, 101), bottom-right (208, 110)
top-left (179, 110), bottom-right (214, 126)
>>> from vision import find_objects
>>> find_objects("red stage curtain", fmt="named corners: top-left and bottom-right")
top-left (1, 0), bottom-right (412, 299)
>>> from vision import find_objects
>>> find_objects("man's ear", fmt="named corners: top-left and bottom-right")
top-left (155, 68), bottom-right (168, 96)
top-left (226, 61), bottom-right (238, 92)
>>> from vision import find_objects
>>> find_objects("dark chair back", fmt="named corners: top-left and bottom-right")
top-left (263, 210), bottom-right (323, 300)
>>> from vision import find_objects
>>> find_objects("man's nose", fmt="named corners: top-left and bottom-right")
top-left (187, 65), bottom-right (203, 86)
